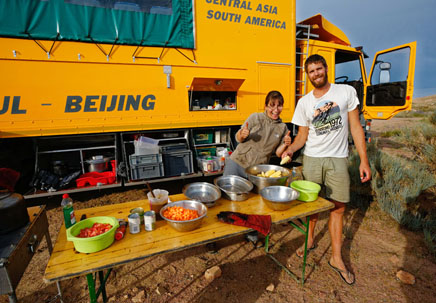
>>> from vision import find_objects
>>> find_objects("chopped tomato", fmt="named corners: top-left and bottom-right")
top-left (162, 206), bottom-right (199, 221)
top-left (77, 223), bottom-right (113, 238)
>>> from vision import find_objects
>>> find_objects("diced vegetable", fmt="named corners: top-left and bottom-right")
top-left (77, 223), bottom-right (113, 238)
top-left (163, 206), bottom-right (200, 221)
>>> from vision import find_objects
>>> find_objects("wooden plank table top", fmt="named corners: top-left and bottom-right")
top-left (44, 193), bottom-right (334, 283)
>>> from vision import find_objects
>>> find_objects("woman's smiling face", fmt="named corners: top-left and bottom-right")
top-left (265, 98), bottom-right (283, 120)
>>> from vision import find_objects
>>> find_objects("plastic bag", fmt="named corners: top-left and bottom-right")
top-left (134, 136), bottom-right (159, 155)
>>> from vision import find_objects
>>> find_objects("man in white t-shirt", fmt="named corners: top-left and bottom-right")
top-left (282, 54), bottom-right (371, 285)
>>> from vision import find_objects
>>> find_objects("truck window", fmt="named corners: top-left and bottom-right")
top-left (335, 51), bottom-right (364, 109)
top-left (370, 47), bottom-right (410, 85)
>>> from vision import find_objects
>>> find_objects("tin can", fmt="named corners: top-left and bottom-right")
top-left (130, 207), bottom-right (144, 224)
top-left (144, 210), bottom-right (156, 231)
top-left (128, 213), bottom-right (141, 234)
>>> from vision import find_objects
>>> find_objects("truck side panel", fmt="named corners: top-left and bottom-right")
top-left (0, 0), bottom-right (296, 138)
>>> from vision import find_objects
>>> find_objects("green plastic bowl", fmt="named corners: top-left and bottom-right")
top-left (66, 216), bottom-right (119, 253)
top-left (290, 180), bottom-right (321, 202)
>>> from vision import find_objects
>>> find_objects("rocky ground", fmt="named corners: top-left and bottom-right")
top-left (1, 96), bottom-right (435, 303)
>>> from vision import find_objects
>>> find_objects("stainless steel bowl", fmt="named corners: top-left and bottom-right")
top-left (214, 175), bottom-right (253, 201)
top-left (160, 200), bottom-right (207, 232)
top-left (182, 182), bottom-right (221, 207)
top-left (260, 186), bottom-right (300, 211)
top-left (245, 164), bottom-right (292, 193)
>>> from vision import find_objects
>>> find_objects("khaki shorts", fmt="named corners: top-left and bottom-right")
top-left (302, 155), bottom-right (350, 203)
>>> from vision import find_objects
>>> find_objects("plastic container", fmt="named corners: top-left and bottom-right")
top-left (290, 180), bottom-right (321, 202)
top-left (61, 194), bottom-right (76, 229)
top-left (147, 189), bottom-right (169, 218)
top-left (66, 216), bottom-right (119, 253)
top-left (134, 136), bottom-right (159, 155)
top-left (193, 130), bottom-right (213, 144)
top-left (129, 153), bottom-right (162, 165)
top-left (130, 162), bottom-right (164, 180)
top-left (162, 150), bottom-right (193, 177)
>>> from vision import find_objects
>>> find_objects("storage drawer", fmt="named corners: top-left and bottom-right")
top-left (162, 150), bottom-right (193, 177)
top-left (130, 163), bottom-right (164, 180)
top-left (129, 153), bottom-right (162, 165)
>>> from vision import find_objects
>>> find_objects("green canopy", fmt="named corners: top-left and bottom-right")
top-left (0, 0), bottom-right (194, 48)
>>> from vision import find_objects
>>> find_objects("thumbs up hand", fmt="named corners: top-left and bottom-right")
top-left (284, 131), bottom-right (292, 146)
top-left (240, 122), bottom-right (250, 141)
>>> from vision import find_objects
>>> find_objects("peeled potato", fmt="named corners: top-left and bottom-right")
top-left (265, 169), bottom-right (276, 177)
top-left (270, 171), bottom-right (282, 178)
top-left (280, 156), bottom-right (290, 165)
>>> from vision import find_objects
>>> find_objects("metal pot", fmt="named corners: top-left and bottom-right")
top-left (86, 155), bottom-right (111, 172)
top-left (0, 191), bottom-right (29, 234)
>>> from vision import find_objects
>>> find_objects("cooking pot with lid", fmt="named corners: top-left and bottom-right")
top-left (0, 191), bottom-right (29, 234)
top-left (86, 155), bottom-right (111, 172)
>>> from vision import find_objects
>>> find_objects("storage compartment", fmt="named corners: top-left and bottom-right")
top-left (162, 150), bottom-right (193, 177)
top-left (129, 154), bottom-right (162, 165)
top-left (197, 156), bottom-right (223, 173)
top-left (130, 163), bottom-right (164, 180)
top-left (195, 146), bottom-right (217, 157)
top-left (193, 130), bottom-right (213, 144)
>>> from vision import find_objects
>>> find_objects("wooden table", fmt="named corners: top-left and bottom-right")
top-left (44, 193), bottom-right (333, 302)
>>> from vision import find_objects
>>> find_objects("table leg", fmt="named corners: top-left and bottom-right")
top-left (86, 274), bottom-right (97, 303)
top-left (266, 216), bottom-right (310, 285)
top-left (98, 271), bottom-right (107, 302)
top-left (85, 269), bottom-right (112, 303)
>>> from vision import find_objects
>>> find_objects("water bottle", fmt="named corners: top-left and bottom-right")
top-left (61, 193), bottom-right (76, 228)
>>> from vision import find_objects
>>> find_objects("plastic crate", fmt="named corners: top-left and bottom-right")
top-left (193, 130), bottom-right (213, 144)
top-left (129, 153), bottom-right (162, 165)
top-left (195, 146), bottom-right (216, 157)
top-left (130, 163), bottom-right (164, 180)
top-left (162, 150), bottom-right (193, 177)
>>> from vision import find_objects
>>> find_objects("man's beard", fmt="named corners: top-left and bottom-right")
top-left (310, 74), bottom-right (328, 88)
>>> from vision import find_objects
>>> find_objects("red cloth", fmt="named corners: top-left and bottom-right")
top-left (0, 168), bottom-right (20, 192)
top-left (217, 211), bottom-right (271, 236)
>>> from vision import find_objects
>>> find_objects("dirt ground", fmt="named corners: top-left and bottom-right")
top-left (2, 96), bottom-right (435, 303)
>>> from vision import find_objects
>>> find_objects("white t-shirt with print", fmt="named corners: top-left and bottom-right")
top-left (292, 83), bottom-right (359, 158)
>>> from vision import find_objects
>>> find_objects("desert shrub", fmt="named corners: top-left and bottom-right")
top-left (429, 110), bottom-right (436, 125)
top-left (398, 122), bottom-right (436, 172)
top-left (380, 130), bottom-right (401, 138)
top-left (364, 142), bottom-right (436, 231)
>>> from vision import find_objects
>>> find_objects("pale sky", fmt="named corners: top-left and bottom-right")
top-left (296, 0), bottom-right (436, 98)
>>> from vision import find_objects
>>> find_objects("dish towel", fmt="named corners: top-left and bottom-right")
top-left (217, 211), bottom-right (271, 236)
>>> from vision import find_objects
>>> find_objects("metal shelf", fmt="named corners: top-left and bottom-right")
top-left (24, 182), bottom-right (122, 199)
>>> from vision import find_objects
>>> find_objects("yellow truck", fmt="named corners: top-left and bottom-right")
top-left (0, 0), bottom-right (416, 198)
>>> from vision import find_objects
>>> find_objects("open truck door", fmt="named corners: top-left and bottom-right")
top-left (363, 41), bottom-right (416, 120)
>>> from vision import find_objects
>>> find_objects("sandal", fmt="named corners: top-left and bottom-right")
top-left (296, 243), bottom-right (317, 258)
top-left (328, 261), bottom-right (355, 285)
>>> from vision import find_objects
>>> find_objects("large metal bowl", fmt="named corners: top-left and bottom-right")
top-left (160, 200), bottom-right (207, 232)
top-left (182, 182), bottom-right (221, 207)
top-left (260, 186), bottom-right (300, 211)
top-left (214, 175), bottom-right (253, 201)
top-left (245, 164), bottom-right (292, 193)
